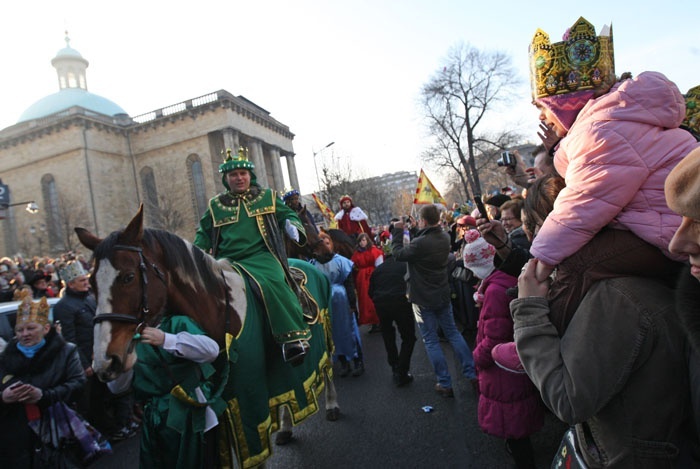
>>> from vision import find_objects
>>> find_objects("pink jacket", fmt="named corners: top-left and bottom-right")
top-left (531, 71), bottom-right (699, 266)
top-left (473, 270), bottom-right (544, 439)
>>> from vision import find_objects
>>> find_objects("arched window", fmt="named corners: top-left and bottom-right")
top-left (41, 174), bottom-right (62, 251)
top-left (67, 72), bottom-right (77, 88)
top-left (187, 154), bottom-right (207, 219)
top-left (140, 167), bottom-right (159, 227)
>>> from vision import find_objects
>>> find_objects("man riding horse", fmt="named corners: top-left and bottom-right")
top-left (194, 148), bottom-right (311, 365)
top-left (283, 188), bottom-right (319, 234)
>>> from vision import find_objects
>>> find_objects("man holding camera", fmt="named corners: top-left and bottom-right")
top-left (392, 204), bottom-right (477, 397)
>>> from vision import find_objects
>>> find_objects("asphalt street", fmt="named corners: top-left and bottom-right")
top-left (93, 324), bottom-right (566, 468)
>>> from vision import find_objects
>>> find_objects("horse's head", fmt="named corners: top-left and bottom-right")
top-left (295, 207), bottom-right (334, 263)
top-left (76, 205), bottom-right (168, 381)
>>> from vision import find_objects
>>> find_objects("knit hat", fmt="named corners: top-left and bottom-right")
top-left (462, 230), bottom-right (496, 280)
top-left (535, 89), bottom-right (596, 132)
top-left (665, 146), bottom-right (700, 220)
top-left (59, 260), bottom-right (88, 284)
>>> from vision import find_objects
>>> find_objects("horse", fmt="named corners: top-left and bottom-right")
top-left (285, 205), bottom-right (334, 263)
top-left (323, 228), bottom-right (356, 259)
top-left (76, 206), bottom-right (339, 468)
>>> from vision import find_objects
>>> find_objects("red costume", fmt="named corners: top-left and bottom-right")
top-left (334, 195), bottom-right (371, 238)
top-left (351, 239), bottom-right (383, 326)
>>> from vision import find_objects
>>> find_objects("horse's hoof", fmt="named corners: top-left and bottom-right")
top-left (275, 430), bottom-right (293, 446)
top-left (326, 407), bottom-right (340, 421)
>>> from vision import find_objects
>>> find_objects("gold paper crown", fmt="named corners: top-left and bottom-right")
top-left (219, 147), bottom-right (254, 173)
top-left (16, 293), bottom-right (50, 327)
top-left (529, 17), bottom-right (615, 100)
top-left (683, 85), bottom-right (700, 136)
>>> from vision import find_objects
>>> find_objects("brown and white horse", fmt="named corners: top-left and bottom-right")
top-left (76, 206), bottom-right (339, 467)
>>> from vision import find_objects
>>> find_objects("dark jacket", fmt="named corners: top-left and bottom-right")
top-left (511, 277), bottom-right (698, 467)
top-left (53, 288), bottom-right (97, 368)
top-left (392, 225), bottom-right (450, 308)
top-left (675, 265), bottom-right (700, 436)
top-left (0, 329), bottom-right (86, 467)
top-left (368, 256), bottom-right (408, 304)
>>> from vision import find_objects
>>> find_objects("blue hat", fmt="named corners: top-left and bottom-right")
top-left (283, 188), bottom-right (300, 202)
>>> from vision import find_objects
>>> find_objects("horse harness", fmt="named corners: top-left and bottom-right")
top-left (92, 244), bottom-right (167, 340)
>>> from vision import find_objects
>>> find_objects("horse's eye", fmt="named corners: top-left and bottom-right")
top-left (122, 273), bottom-right (135, 284)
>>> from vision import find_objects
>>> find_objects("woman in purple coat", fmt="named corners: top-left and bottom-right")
top-left (463, 230), bottom-right (544, 468)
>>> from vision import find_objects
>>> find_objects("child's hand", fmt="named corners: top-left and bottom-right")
top-left (140, 327), bottom-right (165, 347)
top-left (537, 122), bottom-right (560, 153)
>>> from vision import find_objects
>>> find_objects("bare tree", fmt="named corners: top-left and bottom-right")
top-left (319, 156), bottom-right (355, 217)
top-left (421, 43), bottom-right (522, 199)
top-left (147, 194), bottom-right (185, 233)
top-left (391, 191), bottom-right (415, 219)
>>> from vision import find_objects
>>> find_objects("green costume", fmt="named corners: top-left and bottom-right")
top-left (194, 186), bottom-right (310, 344)
top-left (133, 316), bottom-right (226, 469)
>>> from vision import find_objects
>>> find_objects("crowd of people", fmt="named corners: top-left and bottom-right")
top-left (2, 14), bottom-right (700, 469)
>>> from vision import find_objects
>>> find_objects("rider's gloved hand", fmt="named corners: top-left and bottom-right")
top-left (285, 219), bottom-right (300, 242)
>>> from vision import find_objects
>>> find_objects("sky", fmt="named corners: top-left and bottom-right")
top-left (3, 1), bottom-right (699, 194)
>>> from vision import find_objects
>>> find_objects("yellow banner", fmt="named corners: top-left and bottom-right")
top-left (312, 193), bottom-right (338, 228)
top-left (413, 169), bottom-right (446, 205)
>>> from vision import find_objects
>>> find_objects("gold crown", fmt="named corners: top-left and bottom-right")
top-left (16, 293), bottom-right (50, 327)
top-left (219, 147), bottom-right (254, 173)
top-left (683, 85), bottom-right (700, 135)
top-left (529, 17), bottom-right (615, 100)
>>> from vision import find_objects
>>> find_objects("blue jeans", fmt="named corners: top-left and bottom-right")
top-left (413, 302), bottom-right (476, 388)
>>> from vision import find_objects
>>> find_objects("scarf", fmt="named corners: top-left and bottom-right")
top-left (17, 338), bottom-right (46, 358)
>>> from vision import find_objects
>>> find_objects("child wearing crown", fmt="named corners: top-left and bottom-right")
top-left (523, 17), bottom-right (698, 300)
top-left (484, 17), bottom-right (698, 372)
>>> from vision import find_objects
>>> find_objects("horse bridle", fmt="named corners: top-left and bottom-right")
top-left (93, 244), bottom-right (167, 339)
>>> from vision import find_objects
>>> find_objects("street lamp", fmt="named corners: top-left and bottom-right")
top-left (24, 201), bottom-right (39, 214)
top-left (3, 200), bottom-right (39, 214)
top-left (312, 141), bottom-right (335, 193)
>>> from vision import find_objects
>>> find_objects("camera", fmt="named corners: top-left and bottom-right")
top-left (497, 151), bottom-right (516, 168)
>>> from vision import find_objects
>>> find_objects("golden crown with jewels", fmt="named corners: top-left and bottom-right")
top-left (683, 85), bottom-right (700, 136)
top-left (529, 17), bottom-right (615, 100)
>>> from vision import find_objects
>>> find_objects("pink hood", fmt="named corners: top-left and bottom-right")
top-left (531, 71), bottom-right (698, 266)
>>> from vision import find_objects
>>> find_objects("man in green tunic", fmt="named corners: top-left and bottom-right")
top-left (194, 148), bottom-right (311, 364)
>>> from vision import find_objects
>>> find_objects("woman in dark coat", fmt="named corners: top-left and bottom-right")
top-left (0, 295), bottom-right (86, 467)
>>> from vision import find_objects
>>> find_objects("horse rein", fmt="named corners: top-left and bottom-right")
top-left (93, 244), bottom-right (167, 341)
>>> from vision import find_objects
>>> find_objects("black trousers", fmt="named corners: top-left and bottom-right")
top-left (374, 298), bottom-right (416, 375)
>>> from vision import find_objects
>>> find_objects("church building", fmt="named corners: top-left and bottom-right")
top-left (0, 34), bottom-right (301, 257)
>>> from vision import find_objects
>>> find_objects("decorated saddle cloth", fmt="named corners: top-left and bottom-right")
top-left (217, 259), bottom-right (334, 469)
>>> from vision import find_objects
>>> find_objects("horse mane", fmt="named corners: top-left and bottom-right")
top-left (93, 228), bottom-right (227, 292)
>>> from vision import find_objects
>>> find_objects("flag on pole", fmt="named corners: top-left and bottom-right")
top-left (413, 169), bottom-right (447, 206)
top-left (312, 193), bottom-right (338, 228)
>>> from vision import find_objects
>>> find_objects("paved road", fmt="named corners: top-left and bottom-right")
top-left (93, 325), bottom-right (566, 468)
